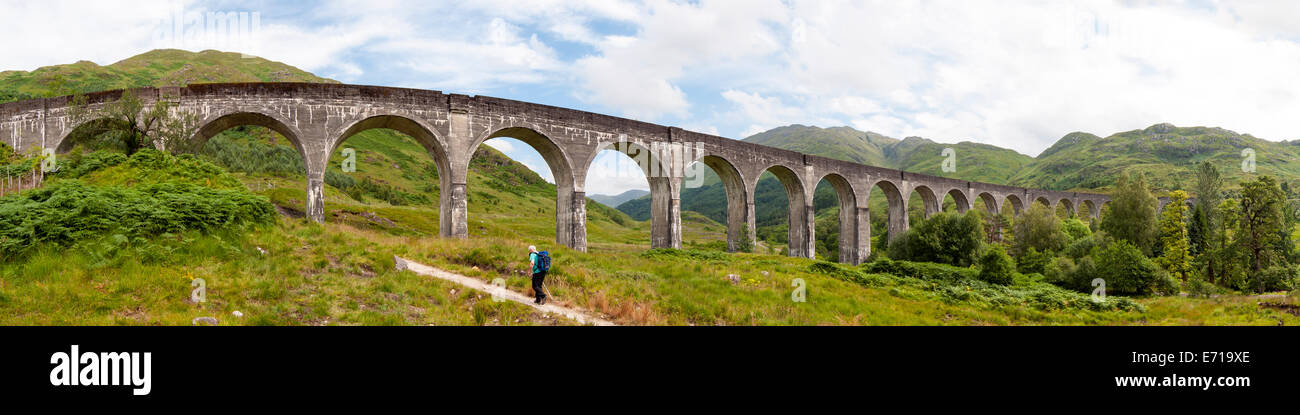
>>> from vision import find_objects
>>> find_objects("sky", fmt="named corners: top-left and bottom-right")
top-left (4, 0), bottom-right (1300, 195)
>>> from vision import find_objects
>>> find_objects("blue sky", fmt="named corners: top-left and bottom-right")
top-left (6, 0), bottom-right (1300, 195)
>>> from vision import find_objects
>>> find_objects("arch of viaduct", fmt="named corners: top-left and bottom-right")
top-left (0, 83), bottom-right (1110, 264)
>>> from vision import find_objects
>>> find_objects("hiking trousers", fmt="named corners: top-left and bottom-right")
top-left (531, 272), bottom-right (547, 302)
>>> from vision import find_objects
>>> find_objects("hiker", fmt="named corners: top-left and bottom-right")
top-left (528, 245), bottom-right (550, 305)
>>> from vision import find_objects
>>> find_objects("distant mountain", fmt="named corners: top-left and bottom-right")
top-left (589, 189), bottom-right (649, 208)
top-left (0, 49), bottom-right (337, 102)
top-left (741, 125), bottom-right (1035, 184)
top-left (744, 125), bottom-right (899, 167)
top-left (1010, 123), bottom-right (1300, 192)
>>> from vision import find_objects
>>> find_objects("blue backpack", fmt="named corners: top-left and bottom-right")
top-left (536, 251), bottom-right (552, 273)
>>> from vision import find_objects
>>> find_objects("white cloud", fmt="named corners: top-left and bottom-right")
top-left (584, 151), bottom-right (650, 195)
top-left (572, 0), bottom-right (789, 120)
top-left (10, 0), bottom-right (1300, 170)
top-left (485, 140), bottom-right (514, 153)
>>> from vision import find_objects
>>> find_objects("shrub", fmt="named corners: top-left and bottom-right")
top-left (977, 245), bottom-right (1015, 285)
top-left (1185, 277), bottom-right (1223, 298)
top-left (1017, 247), bottom-right (1054, 275)
top-left (1093, 240), bottom-right (1163, 295)
top-left (199, 129), bottom-right (305, 176)
top-left (736, 224), bottom-right (754, 253)
top-left (808, 261), bottom-right (887, 287)
top-left (55, 151), bottom-right (127, 178)
top-left (1249, 265), bottom-right (1298, 293)
top-left (0, 180), bottom-right (274, 259)
top-left (886, 211), bottom-right (984, 266)
top-left (863, 258), bottom-right (977, 282)
top-left (1061, 218), bottom-right (1092, 242)
top-left (1044, 256), bottom-right (1076, 288)
top-left (1063, 231), bottom-right (1108, 260)
top-left (641, 248), bottom-right (729, 262)
top-left (846, 257), bottom-right (1143, 312)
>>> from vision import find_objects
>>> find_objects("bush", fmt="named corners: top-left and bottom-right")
top-left (808, 261), bottom-right (888, 287)
top-left (1063, 231), bottom-right (1108, 260)
top-left (641, 248), bottom-right (729, 262)
top-left (1016, 247), bottom-right (1054, 275)
top-left (863, 258), bottom-right (977, 282)
top-left (1186, 277), bottom-right (1223, 298)
top-left (1061, 218), bottom-right (1092, 242)
top-left (1093, 240), bottom-right (1164, 295)
top-left (1044, 256), bottom-right (1076, 287)
top-left (55, 151), bottom-right (127, 178)
top-left (1249, 265), bottom-right (1298, 293)
top-left (0, 180), bottom-right (274, 259)
top-left (977, 245), bottom-right (1015, 285)
top-left (844, 257), bottom-right (1143, 312)
top-left (199, 129), bottom-right (305, 176)
top-left (886, 211), bottom-right (984, 266)
top-left (1153, 269), bottom-right (1180, 296)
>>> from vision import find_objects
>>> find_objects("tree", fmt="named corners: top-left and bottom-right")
top-left (983, 210), bottom-right (1010, 245)
top-left (887, 211), bottom-right (985, 267)
top-left (65, 89), bottom-right (198, 155)
top-left (1011, 203), bottom-right (1065, 257)
top-left (977, 244), bottom-right (1015, 285)
top-left (1061, 217), bottom-right (1092, 243)
top-left (1237, 175), bottom-right (1286, 280)
top-left (1213, 198), bottom-right (1243, 287)
top-left (1156, 190), bottom-right (1193, 281)
top-left (1193, 161), bottom-right (1223, 282)
top-left (1101, 173), bottom-right (1158, 256)
top-left (1194, 161), bottom-right (1223, 221)
top-left (1188, 203), bottom-right (1207, 258)
top-left (737, 223), bottom-right (754, 253)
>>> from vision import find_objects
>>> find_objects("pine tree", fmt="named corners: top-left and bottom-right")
top-left (1156, 190), bottom-right (1193, 281)
top-left (1188, 203), bottom-right (1207, 258)
top-left (1193, 161), bottom-right (1224, 282)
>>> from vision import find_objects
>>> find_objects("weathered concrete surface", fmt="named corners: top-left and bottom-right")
top-left (0, 83), bottom-right (1111, 264)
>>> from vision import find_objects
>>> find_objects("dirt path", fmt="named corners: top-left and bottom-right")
top-left (394, 256), bottom-right (616, 326)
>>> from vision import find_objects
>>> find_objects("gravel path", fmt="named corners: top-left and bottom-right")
top-left (395, 256), bottom-right (616, 326)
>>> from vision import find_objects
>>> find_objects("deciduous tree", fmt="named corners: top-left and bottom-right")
top-left (1237, 175), bottom-right (1286, 279)
top-left (1101, 173), bottom-right (1158, 256)
top-left (1156, 190), bottom-right (1193, 281)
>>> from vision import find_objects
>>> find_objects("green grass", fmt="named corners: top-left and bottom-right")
top-left (0, 49), bottom-right (336, 102)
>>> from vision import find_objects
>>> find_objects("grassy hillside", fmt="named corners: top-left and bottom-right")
top-left (745, 125), bottom-right (899, 167)
top-left (1012, 123), bottom-right (1300, 193)
top-left (893, 141), bottom-right (1035, 183)
top-left (0, 49), bottom-right (336, 102)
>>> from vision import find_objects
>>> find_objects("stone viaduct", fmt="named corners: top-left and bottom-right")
top-left (0, 83), bottom-right (1110, 264)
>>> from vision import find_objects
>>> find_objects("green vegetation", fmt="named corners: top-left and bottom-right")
top-left (1011, 123), bottom-right (1300, 192)
top-left (0, 150), bottom-right (273, 260)
top-left (0, 49), bottom-right (336, 103)
top-left (887, 211), bottom-right (984, 267)
top-left (5, 50), bottom-right (1300, 326)
top-left (1101, 173), bottom-right (1159, 255)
